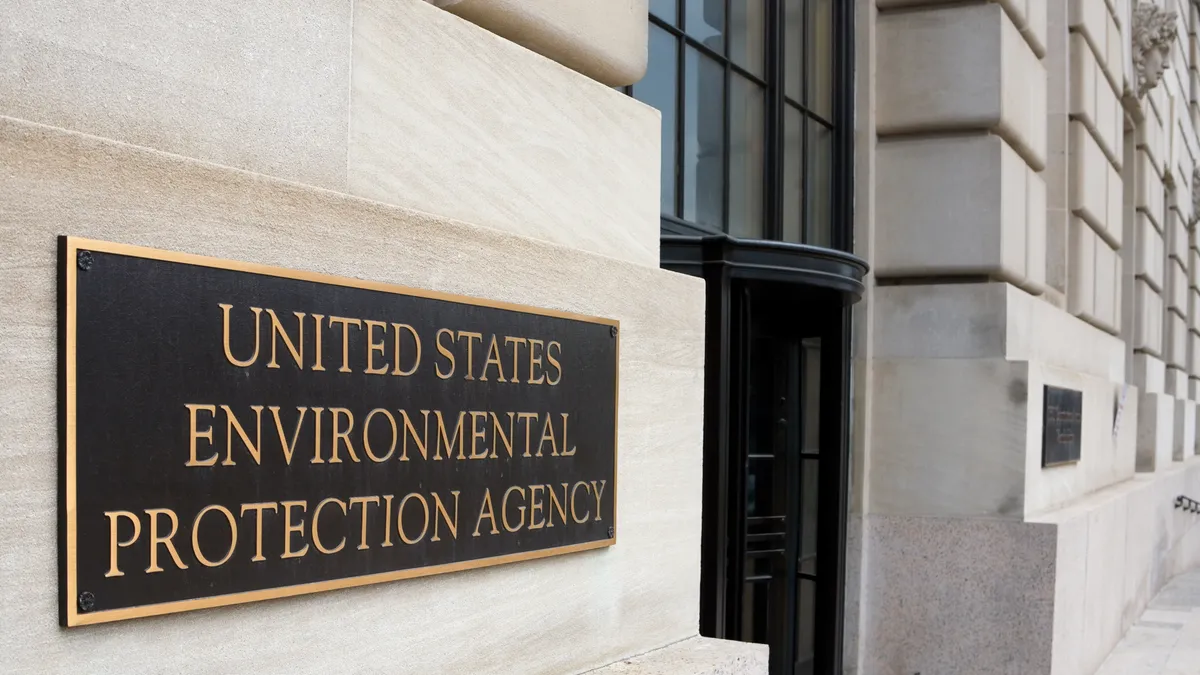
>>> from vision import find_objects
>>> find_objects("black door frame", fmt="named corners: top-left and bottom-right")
top-left (662, 235), bottom-right (865, 673)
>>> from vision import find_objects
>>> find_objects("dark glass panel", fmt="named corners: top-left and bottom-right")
top-left (633, 25), bottom-right (680, 216)
top-left (799, 459), bottom-right (818, 574)
top-left (650, 0), bottom-right (677, 24)
top-left (784, 0), bottom-right (804, 102)
top-left (794, 579), bottom-right (817, 674)
top-left (807, 0), bottom-right (834, 119)
top-left (782, 106), bottom-right (804, 242)
top-left (729, 0), bottom-right (766, 77)
top-left (805, 118), bottom-right (833, 247)
top-left (686, 0), bottom-right (725, 52)
top-left (729, 75), bottom-right (765, 239)
top-left (683, 47), bottom-right (726, 228)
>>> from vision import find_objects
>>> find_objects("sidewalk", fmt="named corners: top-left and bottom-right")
top-left (1095, 569), bottom-right (1200, 674)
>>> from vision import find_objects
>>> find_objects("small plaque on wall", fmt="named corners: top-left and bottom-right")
top-left (1042, 385), bottom-right (1083, 467)
top-left (58, 237), bottom-right (618, 626)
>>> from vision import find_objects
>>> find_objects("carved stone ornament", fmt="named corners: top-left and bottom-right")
top-left (1133, 2), bottom-right (1179, 98)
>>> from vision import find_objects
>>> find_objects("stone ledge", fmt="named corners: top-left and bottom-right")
top-left (584, 637), bottom-right (768, 675)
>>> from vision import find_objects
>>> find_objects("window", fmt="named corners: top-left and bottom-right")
top-left (627, 0), bottom-right (845, 249)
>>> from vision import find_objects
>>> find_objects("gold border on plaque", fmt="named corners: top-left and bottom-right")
top-left (61, 236), bottom-right (620, 627)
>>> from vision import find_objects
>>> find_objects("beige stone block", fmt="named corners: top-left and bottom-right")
top-left (1169, 365), bottom-right (1191, 397)
top-left (443, 0), bottom-right (649, 87)
top-left (1070, 217), bottom-right (1097, 318)
top-left (1191, 332), bottom-right (1200, 375)
top-left (0, 117), bottom-right (705, 674)
top-left (1135, 280), bottom-right (1165, 356)
top-left (1170, 311), bottom-right (1189, 368)
top-left (0, 0), bottom-right (352, 189)
top-left (1172, 259), bottom-right (1190, 314)
top-left (1070, 33), bottom-right (1123, 165)
top-left (1095, 69), bottom-right (1123, 168)
top-left (1171, 211), bottom-right (1189, 263)
top-left (1094, 241), bottom-right (1119, 331)
top-left (876, 135), bottom-right (1029, 281)
top-left (1136, 213), bottom-right (1165, 291)
top-left (1192, 290), bottom-right (1200, 330)
top-left (1192, 250), bottom-right (1200, 288)
top-left (1027, 166), bottom-right (1048, 293)
top-left (877, 0), bottom-right (1047, 56)
top-left (869, 358), bottom-right (1029, 518)
top-left (589, 636), bottom-right (767, 675)
top-left (1139, 115), bottom-right (1166, 180)
top-left (1069, 0), bottom-right (1119, 88)
top-left (1137, 150), bottom-right (1165, 232)
top-left (1176, 400), bottom-right (1197, 460)
top-left (347, 0), bottom-right (659, 267)
top-left (1134, 351), bottom-right (1167, 393)
top-left (1193, 378), bottom-right (1200, 400)
top-left (1106, 160), bottom-right (1123, 242)
top-left (1137, 391), bottom-right (1176, 472)
top-left (1070, 121), bottom-right (1111, 238)
top-left (877, 3), bottom-right (1046, 168)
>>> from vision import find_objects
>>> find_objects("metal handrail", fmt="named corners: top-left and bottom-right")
top-left (1174, 496), bottom-right (1200, 512)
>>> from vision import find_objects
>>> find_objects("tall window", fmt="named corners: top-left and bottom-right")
top-left (626, 0), bottom-right (842, 249)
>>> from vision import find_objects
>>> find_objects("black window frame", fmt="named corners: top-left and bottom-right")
top-left (625, 0), bottom-right (855, 253)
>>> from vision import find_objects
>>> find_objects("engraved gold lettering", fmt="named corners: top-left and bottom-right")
top-left (490, 412), bottom-right (515, 459)
top-left (570, 482), bottom-right (590, 524)
top-left (220, 404), bottom-right (264, 466)
top-left (473, 489), bottom-right (499, 537)
top-left (313, 497), bottom-right (348, 555)
top-left (266, 308), bottom-right (305, 370)
top-left (391, 323), bottom-right (421, 376)
top-left (268, 406), bottom-right (308, 465)
top-left (590, 480), bottom-right (608, 522)
top-left (398, 410), bottom-right (429, 461)
top-left (517, 412), bottom-right (539, 457)
top-left (220, 304), bottom-right (262, 367)
top-left (362, 408), bottom-right (398, 462)
top-left (329, 407), bottom-right (360, 463)
top-left (536, 412), bottom-right (559, 457)
top-left (104, 510), bottom-right (141, 578)
top-left (505, 336), bottom-right (527, 381)
top-left (311, 313), bottom-right (326, 371)
top-left (381, 494), bottom-right (395, 547)
top-left (457, 331), bottom-right (483, 380)
top-left (145, 508), bottom-right (188, 573)
top-left (431, 491), bottom-right (460, 542)
top-left (469, 411), bottom-right (489, 459)
top-left (545, 340), bottom-right (563, 385)
top-left (327, 316), bottom-right (362, 373)
top-left (280, 500), bottom-right (309, 559)
top-left (480, 335), bottom-right (506, 382)
top-left (184, 403), bottom-right (218, 467)
top-left (434, 411), bottom-right (466, 460)
top-left (528, 484), bottom-right (546, 530)
top-left (310, 407), bottom-right (326, 463)
top-left (435, 328), bottom-right (456, 379)
top-left (191, 504), bottom-right (237, 568)
top-left (560, 413), bottom-right (576, 456)
top-left (527, 338), bottom-right (546, 384)
top-left (546, 483), bottom-right (569, 528)
top-left (240, 502), bottom-right (279, 562)
top-left (364, 319), bottom-right (389, 375)
top-left (397, 493), bottom-right (429, 545)
top-left (349, 496), bottom-right (380, 550)
top-left (502, 486), bottom-right (526, 533)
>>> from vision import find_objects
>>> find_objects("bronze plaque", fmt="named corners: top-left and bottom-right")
top-left (1041, 385), bottom-right (1083, 467)
top-left (58, 237), bottom-right (618, 626)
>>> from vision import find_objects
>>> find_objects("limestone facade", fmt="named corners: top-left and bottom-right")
top-left (852, 0), bottom-right (1200, 673)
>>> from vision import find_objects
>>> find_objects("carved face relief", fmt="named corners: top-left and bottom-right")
top-left (1133, 2), bottom-right (1179, 98)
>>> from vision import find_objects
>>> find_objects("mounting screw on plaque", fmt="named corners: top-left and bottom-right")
top-left (610, 326), bottom-right (617, 338)
top-left (77, 250), bottom-right (94, 271)
top-left (78, 591), bottom-right (95, 613)
top-left (607, 526), bottom-right (614, 538)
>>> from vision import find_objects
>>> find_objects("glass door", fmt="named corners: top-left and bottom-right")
top-left (726, 281), bottom-right (829, 675)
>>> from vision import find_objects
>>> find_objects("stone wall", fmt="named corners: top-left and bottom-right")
top-left (0, 0), bottom-right (730, 673)
top-left (851, 0), bottom-right (1200, 673)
